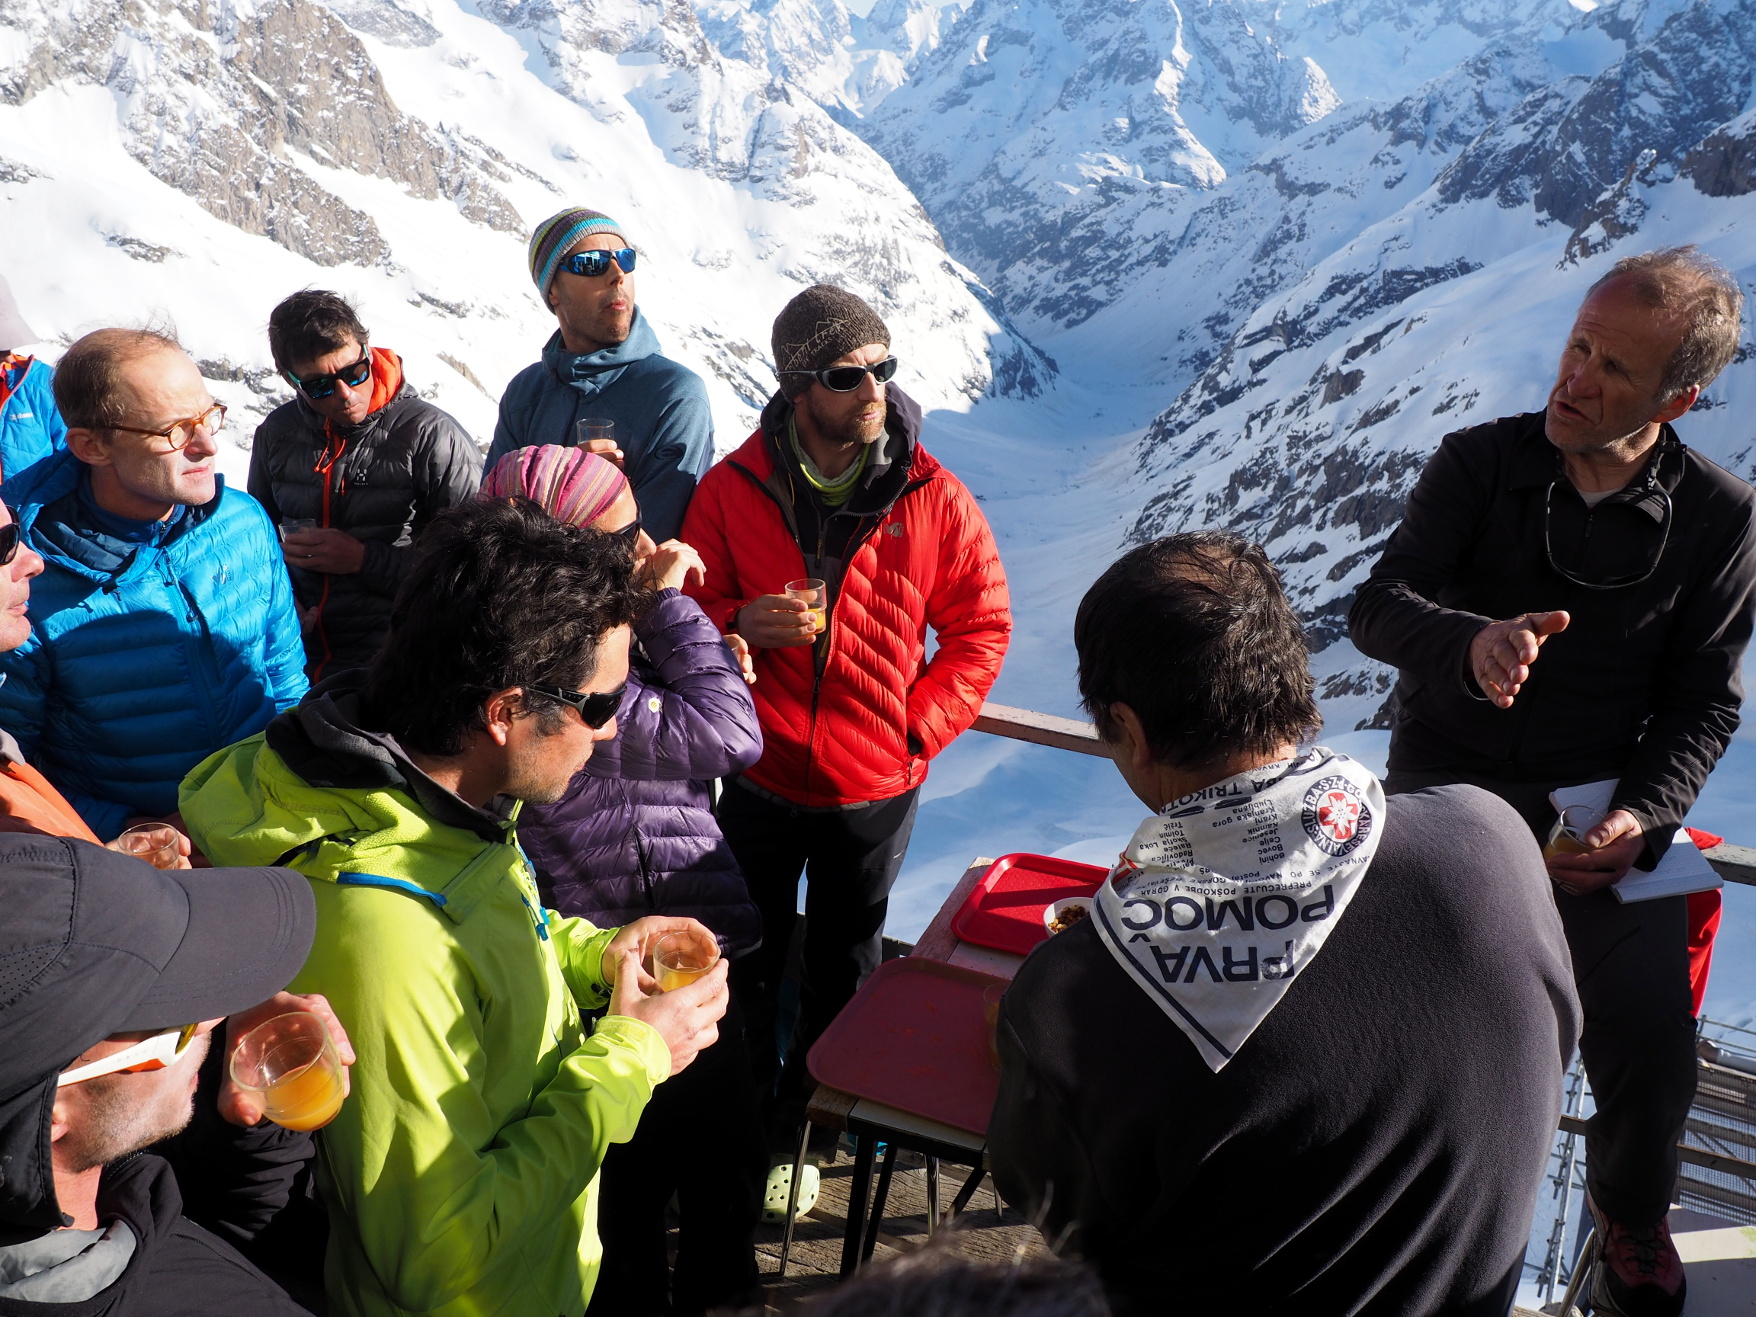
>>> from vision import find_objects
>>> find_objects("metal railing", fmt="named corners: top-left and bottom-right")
top-left (971, 702), bottom-right (1756, 888)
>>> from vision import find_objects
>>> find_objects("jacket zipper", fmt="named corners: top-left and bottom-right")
top-left (632, 816), bottom-right (657, 914)
top-left (729, 455), bottom-right (932, 799)
top-left (309, 424), bottom-right (348, 681)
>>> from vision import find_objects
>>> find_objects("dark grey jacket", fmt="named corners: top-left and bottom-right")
top-left (249, 381), bottom-right (481, 678)
top-left (1349, 412), bottom-right (1756, 865)
top-left (990, 785), bottom-right (1580, 1317)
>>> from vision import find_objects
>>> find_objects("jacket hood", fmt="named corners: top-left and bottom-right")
top-left (540, 309), bottom-right (661, 400)
top-left (179, 670), bottom-right (519, 920)
top-left (0, 1075), bottom-right (63, 1236)
top-left (285, 346), bottom-right (409, 438)
top-left (10, 451), bottom-right (224, 584)
top-left (743, 385), bottom-right (935, 511)
top-left (265, 671), bottom-right (509, 844)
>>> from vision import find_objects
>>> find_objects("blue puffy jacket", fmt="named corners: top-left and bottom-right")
top-left (517, 589), bottom-right (764, 956)
top-left (0, 451), bottom-right (308, 837)
top-left (487, 312), bottom-right (714, 541)
top-left (0, 357), bottom-right (67, 489)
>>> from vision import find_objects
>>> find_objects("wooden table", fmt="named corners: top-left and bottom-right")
top-left (791, 857), bottom-right (1023, 1276)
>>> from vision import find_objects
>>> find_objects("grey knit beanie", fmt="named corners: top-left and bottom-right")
top-left (772, 285), bottom-right (890, 399)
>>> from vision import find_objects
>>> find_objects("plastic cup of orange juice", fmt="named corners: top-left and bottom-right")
top-left (653, 930), bottom-right (719, 993)
top-left (230, 1011), bottom-right (346, 1132)
top-left (784, 578), bottom-right (827, 634)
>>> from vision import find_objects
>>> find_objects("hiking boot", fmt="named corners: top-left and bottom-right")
top-left (1588, 1197), bottom-right (1686, 1317)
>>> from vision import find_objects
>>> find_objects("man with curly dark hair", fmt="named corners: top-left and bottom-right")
top-left (178, 498), bottom-right (729, 1317)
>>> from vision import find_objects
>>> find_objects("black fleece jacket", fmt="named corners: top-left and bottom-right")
top-left (1349, 412), bottom-right (1756, 864)
top-left (989, 785), bottom-right (1580, 1317)
top-left (0, 1152), bottom-right (309, 1317)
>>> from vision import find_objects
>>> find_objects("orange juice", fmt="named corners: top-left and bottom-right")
top-left (265, 1056), bottom-right (346, 1131)
top-left (657, 960), bottom-right (713, 992)
top-left (1543, 832), bottom-right (1592, 860)
top-left (805, 608), bottom-right (826, 633)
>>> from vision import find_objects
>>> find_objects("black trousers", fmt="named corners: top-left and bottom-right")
top-left (718, 782), bottom-right (920, 1149)
top-left (585, 993), bottom-right (767, 1317)
top-left (1385, 768), bottom-right (1697, 1225)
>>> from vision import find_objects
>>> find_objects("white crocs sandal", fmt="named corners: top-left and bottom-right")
top-left (762, 1161), bottom-right (820, 1224)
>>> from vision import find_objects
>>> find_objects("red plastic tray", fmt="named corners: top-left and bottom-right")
top-left (807, 957), bottom-right (1007, 1136)
top-left (950, 852), bottom-right (1108, 956)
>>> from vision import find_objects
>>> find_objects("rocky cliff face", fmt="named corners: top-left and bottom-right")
top-left (859, 0), bottom-right (1340, 337)
top-left (0, 0), bottom-right (521, 266)
top-left (0, 0), bottom-right (1050, 451)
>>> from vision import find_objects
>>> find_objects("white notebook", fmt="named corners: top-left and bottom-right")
top-left (1547, 780), bottom-right (1723, 904)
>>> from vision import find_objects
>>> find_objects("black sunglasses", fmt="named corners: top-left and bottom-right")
top-left (608, 517), bottom-right (642, 548)
top-left (524, 682), bottom-right (625, 729)
top-left (287, 354), bottom-right (372, 400)
top-left (561, 248), bottom-right (637, 278)
top-left (0, 517), bottom-right (19, 567)
top-left (779, 356), bottom-right (899, 393)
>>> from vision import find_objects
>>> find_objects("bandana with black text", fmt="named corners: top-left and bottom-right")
top-left (1092, 748), bottom-right (1385, 1071)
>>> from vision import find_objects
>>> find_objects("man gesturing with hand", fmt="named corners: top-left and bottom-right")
top-left (1351, 247), bottom-right (1756, 1317)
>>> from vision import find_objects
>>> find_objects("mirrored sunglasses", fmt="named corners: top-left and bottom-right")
top-left (562, 248), bottom-right (637, 279)
top-left (287, 354), bottom-right (372, 400)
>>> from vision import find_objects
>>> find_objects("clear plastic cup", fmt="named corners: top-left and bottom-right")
top-left (576, 418), bottom-right (616, 446)
top-left (279, 517), bottom-right (318, 540)
top-left (114, 824), bottom-right (182, 870)
top-left (784, 578), bottom-right (826, 634)
top-left (1544, 805), bottom-right (1606, 859)
top-left (230, 1011), bottom-right (346, 1132)
top-left (653, 930), bottom-right (718, 993)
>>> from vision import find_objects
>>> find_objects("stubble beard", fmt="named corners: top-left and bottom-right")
top-left (61, 1035), bottom-right (209, 1173)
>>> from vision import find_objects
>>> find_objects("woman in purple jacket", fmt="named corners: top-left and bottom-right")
top-left (483, 445), bottom-right (766, 1317)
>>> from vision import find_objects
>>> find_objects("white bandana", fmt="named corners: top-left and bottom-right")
top-left (1092, 748), bottom-right (1385, 1071)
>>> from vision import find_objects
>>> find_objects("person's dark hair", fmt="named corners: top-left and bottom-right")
top-left (361, 498), bottom-right (646, 756)
top-left (1588, 245), bottom-right (1744, 400)
top-left (1075, 533), bottom-right (1320, 770)
top-left (267, 289), bottom-right (369, 373)
top-left (794, 1246), bottom-right (1108, 1317)
top-left (51, 325), bottom-right (183, 430)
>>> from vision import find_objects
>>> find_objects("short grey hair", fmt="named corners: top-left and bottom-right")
top-left (1589, 246), bottom-right (1744, 401)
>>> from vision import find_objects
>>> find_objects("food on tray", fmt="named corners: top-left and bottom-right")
top-left (1047, 901), bottom-right (1091, 934)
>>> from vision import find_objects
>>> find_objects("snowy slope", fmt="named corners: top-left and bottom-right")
top-left (0, 0), bottom-right (1049, 457)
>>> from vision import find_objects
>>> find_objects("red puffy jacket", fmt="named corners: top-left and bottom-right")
top-left (682, 394), bottom-right (1010, 807)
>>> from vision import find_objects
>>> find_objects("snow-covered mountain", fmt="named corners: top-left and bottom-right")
top-left (1119, 0), bottom-right (1756, 729)
top-left (0, 0), bottom-right (1048, 451)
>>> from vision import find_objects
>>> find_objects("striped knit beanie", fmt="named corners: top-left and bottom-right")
top-left (528, 208), bottom-right (627, 299)
top-left (481, 445), bottom-right (628, 528)
top-left (772, 285), bottom-right (890, 399)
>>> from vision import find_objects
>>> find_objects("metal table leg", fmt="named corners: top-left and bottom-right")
top-left (777, 1121), bottom-right (813, 1279)
top-left (926, 1157), bottom-right (940, 1234)
top-left (947, 1157), bottom-right (986, 1219)
top-left (840, 1133), bottom-right (876, 1277)
top-left (861, 1143), bottom-right (899, 1263)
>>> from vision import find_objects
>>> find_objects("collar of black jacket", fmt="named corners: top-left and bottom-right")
top-left (266, 670), bottom-right (514, 844)
top-left (1506, 410), bottom-right (1681, 523)
top-left (757, 385), bottom-right (921, 514)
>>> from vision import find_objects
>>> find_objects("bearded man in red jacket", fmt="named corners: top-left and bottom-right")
top-left (683, 284), bottom-right (1011, 1187)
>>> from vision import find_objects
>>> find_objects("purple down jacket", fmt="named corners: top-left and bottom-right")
top-left (517, 589), bottom-right (764, 956)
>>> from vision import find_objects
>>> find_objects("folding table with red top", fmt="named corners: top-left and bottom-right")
top-left (784, 853), bottom-right (1107, 1277)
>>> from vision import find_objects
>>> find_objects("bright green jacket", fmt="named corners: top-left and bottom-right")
top-left (180, 733), bottom-right (671, 1317)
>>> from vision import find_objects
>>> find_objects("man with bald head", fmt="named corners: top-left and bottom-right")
top-left (1352, 246), bottom-right (1756, 1317)
top-left (0, 327), bottom-right (306, 839)
top-left (489, 207), bottom-right (714, 540)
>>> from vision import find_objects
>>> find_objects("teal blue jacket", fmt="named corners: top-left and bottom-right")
top-left (0, 451), bottom-right (307, 835)
top-left (0, 357), bottom-right (66, 489)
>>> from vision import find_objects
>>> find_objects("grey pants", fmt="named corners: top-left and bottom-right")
top-left (1384, 769), bottom-right (1696, 1225)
